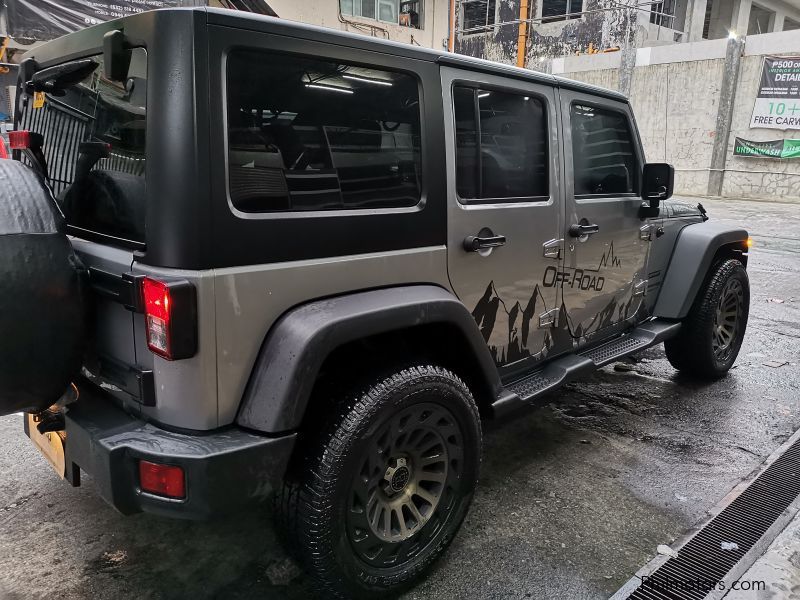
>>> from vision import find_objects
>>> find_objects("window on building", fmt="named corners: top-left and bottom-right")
top-left (702, 0), bottom-right (713, 39)
top-left (650, 0), bottom-right (677, 27)
top-left (785, 17), bottom-right (800, 31)
top-left (462, 0), bottom-right (497, 32)
top-left (570, 104), bottom-right (638, 196)
top-left (226, 50), bottom-right (422, 213)
top-left (747, 3), bottom-right (775, 34)
top-left (341, 0), bottom-right (424, 28)
top-left (541, 0), bottom-right (582, 22)
top-left (454, 86), bottom-right (549, 201)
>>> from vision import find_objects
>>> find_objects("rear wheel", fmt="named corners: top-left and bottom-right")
top-left (665, 258), bottom-right (749, 378)
top-left (277, 364), bottom-right (481, 599)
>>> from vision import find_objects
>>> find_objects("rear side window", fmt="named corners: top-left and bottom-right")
top-left (17, 49), bottom-right (148, 244)
top-left (226, 50), bottom-right (422, 213)
top-left (453, 86), bottom-right (548, 201)
top-left (570, 103), bottom-right (638, 197)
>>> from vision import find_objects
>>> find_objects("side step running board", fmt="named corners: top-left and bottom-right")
top-left (492, 319), bottom-right (681, 418)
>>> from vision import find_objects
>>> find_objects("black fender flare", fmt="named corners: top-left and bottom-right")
top-left (236, 285), bottom-right (501, 433)
top-left (653, 222), bottom-right (749, 320)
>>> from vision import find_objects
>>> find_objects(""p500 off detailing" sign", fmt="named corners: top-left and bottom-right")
top-left (733, 137), bottom-right (800, 159)
top-left (750, 56), bottom-right (800, 130)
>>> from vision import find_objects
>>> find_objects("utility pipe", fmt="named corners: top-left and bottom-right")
top-left (516, 0), bottom-right (529, 67)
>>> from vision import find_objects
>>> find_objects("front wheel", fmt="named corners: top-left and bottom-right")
top-left (665, 258), bottom-right (749, 378)
top-left (278, 364), bottom-right (482, 599)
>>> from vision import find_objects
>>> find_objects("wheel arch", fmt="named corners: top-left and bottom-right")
top-left (236, 285), bottom-right (501, 434)
top-left (653, 222), bottom-right (749, 320)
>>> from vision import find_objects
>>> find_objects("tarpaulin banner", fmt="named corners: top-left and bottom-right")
top-left (750, 56), bottom-right (800, 130)
top-left (5, 0), bottom-right (196, 41)
top-left (733, 137), bottom-right (800, 159)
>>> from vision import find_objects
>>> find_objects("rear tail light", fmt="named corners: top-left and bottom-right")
top-left (0, 137), bottom-right (7, 159)
top-left (141, 277), bottom-right (197, 360)
top-left (8, 130), bottom-right (31, 150)
top-left (139, 460), bottom-right (186, 499)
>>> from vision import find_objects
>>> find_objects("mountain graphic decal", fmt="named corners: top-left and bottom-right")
top-left (596, 241), bottom-right (622, 270)
top-left (472, 282), bottom-right (549, 365)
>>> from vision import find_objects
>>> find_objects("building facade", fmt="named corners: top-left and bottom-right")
top-left (264, 0), bottom-right (451, 49)
top-left (454, 0), bottom-right (800, 71)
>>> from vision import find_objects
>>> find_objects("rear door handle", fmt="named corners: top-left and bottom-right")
top-left (568, 223), bottom-right (600, 238)
top-left (463, 234), bottom-right (506, 252)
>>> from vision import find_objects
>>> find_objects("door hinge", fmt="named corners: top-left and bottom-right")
top-left (639, 224), bottom-right (654, 241)
top-left (539, 308), bottom-right (559, 328)
top-left (543, 238), bottom-right (562, 259)
top-left (633, 279), bottom-right (649, 296)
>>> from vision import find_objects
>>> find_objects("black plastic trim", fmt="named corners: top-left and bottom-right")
top-left (61, 383), bottom-right (296, 520)
top-left (236, 285), bottom-right (501, 433)
top-left (88, 267), bottom-right (144, 312)
top-left (87, 355), bottom-right (156, 406)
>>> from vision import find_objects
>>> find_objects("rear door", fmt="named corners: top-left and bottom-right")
top-left (442, 67), bottom-right (562, 377)
top-left (559, 90), bottom-right (650, 342)
top-left (15, 49), bottom-right (152, 405)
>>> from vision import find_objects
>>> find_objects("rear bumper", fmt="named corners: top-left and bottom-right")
top-left (56, 386), bottom-right (296, 520)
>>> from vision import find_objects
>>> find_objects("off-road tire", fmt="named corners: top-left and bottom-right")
top-left (0, 159), bottom-right (87, 415)
top-left (665, 258), bottom-right (749, 378)
top-left (276, 365), bottom-right (482, 599)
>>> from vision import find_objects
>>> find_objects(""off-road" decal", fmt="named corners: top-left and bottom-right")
top-left (543, 267), bottom-right (605, 291)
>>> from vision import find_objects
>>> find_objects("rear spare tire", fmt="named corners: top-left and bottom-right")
top-left (0, 160), bottom-right (87, 415)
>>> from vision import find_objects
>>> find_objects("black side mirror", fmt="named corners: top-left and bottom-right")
top-left (103, 30), bottom-right (132, 82)
top-left (641, 163), bottom-right (674, 207)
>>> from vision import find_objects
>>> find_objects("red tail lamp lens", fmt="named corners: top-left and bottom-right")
top-left (8, 130), bottom-right (31, 150)
top-left (142, 277), bottom-right (171, 358)
top-left (140, 277), bottom-right (197, 360)
top-left (139, 460), bottom-right (185, 499)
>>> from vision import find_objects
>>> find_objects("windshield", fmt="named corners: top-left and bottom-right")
top-left (17, 48), bottom-right (147, 244)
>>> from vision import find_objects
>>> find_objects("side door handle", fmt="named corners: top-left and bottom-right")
top-left (568, 223), bottom-right (600, 238)
top-left (463, 233), bottom-right (506, 252)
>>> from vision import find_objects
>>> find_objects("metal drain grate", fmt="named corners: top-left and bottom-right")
top-left (625, 437), bottom-right (800, 599)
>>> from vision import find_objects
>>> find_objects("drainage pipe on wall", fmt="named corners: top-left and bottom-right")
top-left (516, 0), bottom-right (529, 67)
top-left (448, 0), bottom-right (456, 52)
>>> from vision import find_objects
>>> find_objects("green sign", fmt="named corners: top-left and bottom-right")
top-left (733, 137), bottom-right (800, 159)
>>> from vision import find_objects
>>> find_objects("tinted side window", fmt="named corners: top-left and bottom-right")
top-left (570, 104), bottom-right (638, 196)
top-left (226, 50), bottom-right (422, 213)
top-left (453, 86), bottom-right (548, 201)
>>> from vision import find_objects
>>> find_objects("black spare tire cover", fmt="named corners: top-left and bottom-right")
top-left (0, 160), bottom-right (87, 415)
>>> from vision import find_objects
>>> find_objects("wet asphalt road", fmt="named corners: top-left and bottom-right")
top-left (1, 197), bottom-right (799, 600)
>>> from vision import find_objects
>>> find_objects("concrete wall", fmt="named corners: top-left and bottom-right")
top-left (722, 34), bottom-right (800, 198)
top-left (559, 31), bottom-right (800, 200)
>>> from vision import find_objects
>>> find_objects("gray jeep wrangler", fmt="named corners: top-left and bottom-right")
top-left (0, 7), bottom-right (750, 599)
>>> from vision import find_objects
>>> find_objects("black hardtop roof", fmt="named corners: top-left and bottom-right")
top-left (204, 7), bottom-right (627, 102)
top-left (27, 6), bottom-right (627, 103)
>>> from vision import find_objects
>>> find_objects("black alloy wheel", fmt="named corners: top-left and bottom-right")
top-left (665, 258), bottom-right (750, 377)
top-left (276, 364), bottom-right (482, 599)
